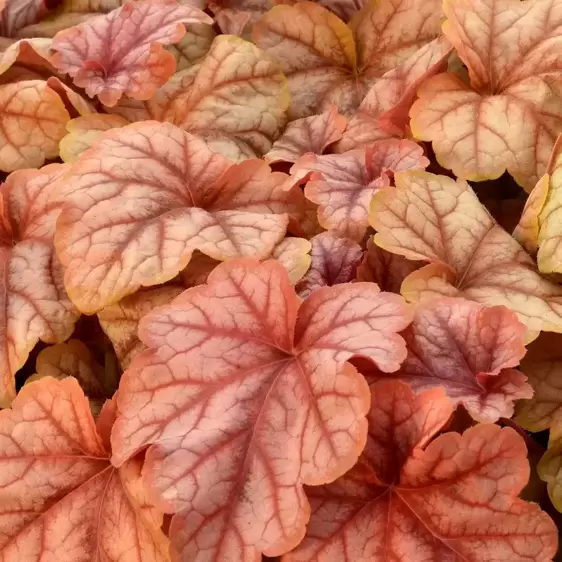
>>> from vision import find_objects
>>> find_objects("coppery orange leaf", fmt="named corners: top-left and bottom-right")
top-left (27, 339), bottom-right (107, 401)
top-left (253, 0), bottom-right (443, 118)
top-left (370, 170), bottom-right (562, 337)
top-left (169, 22), bottom-right (216, 70)
top-left (410, 0), bottom-right (562, 190)
top-left (55, 121), bottom-right (297, 313)
top-left (165, 35), bottom-right (290, 160)
top-left (296, 231), bottom-right (362, 298)
top-left (0, 37), bottom-right (55, 76)
top-left (292, 139), bottom-right (428, 240)
top-left (111, 258), bottom-right (412, 561)
top-left (515, 332), bottom-right (562, 432)
top-left (50, 0), bottom-right (213, 106)
top-left (181, 238), bottom-right (312, 287)
top-left (284, 379), bottom-right (558, 562)
top-left (0, 164), bottom-right (78, 407)
top-left (98, 286), bottom-right (185, 370)
top-left (59, 113), bottom-right (130, 162)
top-left (0, 80), bottom-right (69, 171)
top-left (0, 377), bottom-right (171, 562)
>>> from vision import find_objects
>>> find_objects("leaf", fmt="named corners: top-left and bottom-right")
top-left (55, 121), bottom-right (297, 314)
top-left (104, 66), bottom-right (198, 122)
top-left (0, 164), bottom-right (78, 407)
top-left (538, 421), bottom-right (562, 513)
top-left (181, 237), bottom-right (312, 287)
top-left (271, 237), bottom-right (312, 284)
top-left (292, 139), bottom-right (428, 240)
top-left (356, 237), bottom-right (422, 294)
top-left (336, 36), bottom-right (452, 152)
top-left (0, 0), bottom-right (45, 37)
top-left (370, 170), bottom-right (562, 337)
top-left (50, 0), bottom-right (213, 106)
top-left (284, 379), bottom-right (558, 562)
top-left (59, 113), bottom-right (130, 162)
top-left (0, 377), bottom-right (171, 562)
top-left (515, 332), bottom-right (562, 432)
top-left (0, 38), bottom-right (55, 77)
top-left (0, 80), bottom-right (70, 171)
top-left (275, 0), bottom-right (367, 21)
top-left (28, 338), bottom-right (106, 396)
top-left (110, 258), bottom-right (412, 561)
top-left (265, 106), bottom-right (347, 164)
top-left (253, 0), bottom-right (443, 118)
top-left (13, 0), bottom-right (126, 38)
top-left (209, 0), bottom-right (273, 36)
top-left (165, 35), bottom-right (290, 160)
top-left (98, 286), bottom-right (185, 370)
top-left (169, 23), bottom-right (216, 70)
top-left (519, 135), bottom-right (562, 274)
top-left (513, 174), bottom-right (550, 255)
top-left (410, 0), bottom-right (562, 191)
top-left (364, 297), bottom-right (532, 422)
top-left (295, 232), bottom-right (362, 298)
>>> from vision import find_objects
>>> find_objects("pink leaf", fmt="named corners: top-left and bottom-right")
top-left (111, 258), bottom-right (412, 561)
top-left (0, 0), bottom-right (45, 37)
top-left (50, 0), bottom-right (213, 106)
top-left (266, 106), bottom-right (347, 164)
top-left (292, 139), bottom-right (429, 239)
top-left (361, 298), bottom-right (533, 422)
top-left (296, 231), bottom-right (363, 298)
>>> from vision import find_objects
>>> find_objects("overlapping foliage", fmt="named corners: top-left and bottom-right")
top-left (0, 0), bottom-right (562, 561)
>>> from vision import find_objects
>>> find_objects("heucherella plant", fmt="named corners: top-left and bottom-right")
top-left (0, 0), bottom-right (561, 561)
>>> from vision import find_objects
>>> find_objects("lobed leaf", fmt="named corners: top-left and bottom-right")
top-left (292, 139), bottom-right (428, 240)
top-left (266, 105), bottom-right (347, 164)
top-left (515, 332), bottom-right (562, 432)
top-left (355, 237), bottom-right (422, 293)
top-left (0, 164), bottom-right (78, 406)
top-left (98, 286), bottom-right (185, 370)
top-left (59, 113), bottom-right (129, 162)
top-left (538, 422), bottom-right (562, 513)
top-left (0, 377), bottom-right (171, 561)
top-left (362, 297), bottom-right (532, 422)
top-left (284, 379), bottom-right (558, 562)
top-left (0, 0), bottom-right (44, 37)
top-left (50, 0), bottom-right (213, 106)
top-left (111, 258), bottom-right (412, 561)
top-left (410, 0), bottom-right (562, 190)
top-left (337, 36), bottom-right (452, 152)
top-left (26, 339), bottom-right (107, 414)
top-left (181, 237), bottom-right (312, 288)
top-left (296, 231), bottom-right (363, 298)
top-left (275, 0), bottom-right (367, 21)
top-left (253, 0), bottom-right (443, 118)
top-left (55, 121), bottom-right (299, 314)
top-left (370, 170), bottom-right (562, 337)
top-left (0, 80), bottom-right (69, 171)
top-left (165, 35), bottom-right (290, 160)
